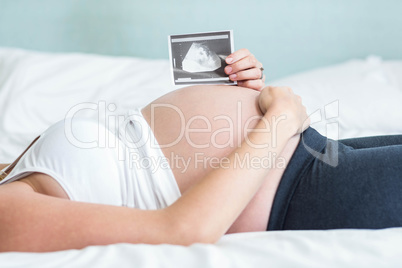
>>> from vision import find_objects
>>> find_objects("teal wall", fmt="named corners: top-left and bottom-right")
top-left (0, 0), bottom-right (401, 79)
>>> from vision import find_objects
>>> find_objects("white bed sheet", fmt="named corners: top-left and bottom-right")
top-left (1, 229), bottom-right (402, 268)
top-left (0, 48), bottom-right (401, 267)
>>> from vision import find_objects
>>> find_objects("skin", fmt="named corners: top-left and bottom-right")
top-left (0, 50), bottom-right (309, 252)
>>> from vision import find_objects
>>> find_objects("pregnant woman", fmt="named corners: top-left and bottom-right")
top-left (0, 49), bottom-right (401, 252)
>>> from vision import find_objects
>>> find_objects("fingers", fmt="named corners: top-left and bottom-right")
top-left (225, 50), bottom-right (262, 78)
top-left (225, 49), bottom-right (262, 76)
top-left (237, 77), bottom-right (265, 91)
top-left (225, 53), bottom-right (260, 74)
top-left (229, 67), bottom-right (262, 81)
top-left (225, 48), bottom-right (251, 64)
top-left (227, 48), bottom-right (265, 90)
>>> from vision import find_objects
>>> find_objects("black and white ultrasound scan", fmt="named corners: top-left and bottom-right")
top-left (168, 30), bottom-right (235, 85)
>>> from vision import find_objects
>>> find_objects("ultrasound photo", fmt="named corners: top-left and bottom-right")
top-left (168, 30), bottom-right (235, 85)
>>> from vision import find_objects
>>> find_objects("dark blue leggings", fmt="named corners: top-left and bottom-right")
top-left (267, 127), bottom-right (402, 230)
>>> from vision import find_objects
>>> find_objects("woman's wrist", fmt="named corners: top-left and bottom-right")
top-left (262, 108), bottom-right (298, 141)
top-left (245, 111), bottom-right (294, 150)
top-left (258, 86), bottom-right (309, 137)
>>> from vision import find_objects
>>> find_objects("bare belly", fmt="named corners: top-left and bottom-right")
top-left (142, 85), bottom-right (300, 232)
top-left (142, 85), bottom-right (263, 193)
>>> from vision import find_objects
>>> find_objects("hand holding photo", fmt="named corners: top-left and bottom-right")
top-left (168, 30), bottom-right (235, 85)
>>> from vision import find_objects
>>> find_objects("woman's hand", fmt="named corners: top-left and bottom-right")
top-left (259, 86), bottom-right (310, 134)
top-left (225, 49), bottom-right (265, 91)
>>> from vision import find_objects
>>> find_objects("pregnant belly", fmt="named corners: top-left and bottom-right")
top-left (141, 85), bottom-right (300, 232)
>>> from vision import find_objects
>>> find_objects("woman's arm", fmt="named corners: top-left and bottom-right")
top-left (0, 87), bottom-right (308, 252)
top-left (164, 86), bottom-right (309, 242)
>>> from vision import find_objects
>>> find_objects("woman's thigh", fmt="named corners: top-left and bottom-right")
top-left (284, 140), bottom-right (402, 230)
top-left (141, 85), bottom-right (300, 232)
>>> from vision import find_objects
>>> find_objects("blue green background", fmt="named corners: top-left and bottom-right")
top-left (0, 0), bottom-right (401, 79)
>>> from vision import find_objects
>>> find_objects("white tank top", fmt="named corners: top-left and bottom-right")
top-left (0, 108), bottom-right (181, 210)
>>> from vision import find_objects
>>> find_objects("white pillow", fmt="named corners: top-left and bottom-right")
top-left (0, 47), bottom-right (175, 161)
top-left (271, 56), bottom-right (402, 140)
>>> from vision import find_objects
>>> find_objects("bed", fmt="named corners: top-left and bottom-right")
top-left (1, 0), bottom-right (402, 267)
top-left (0, 47), bottom-right (401, 267)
